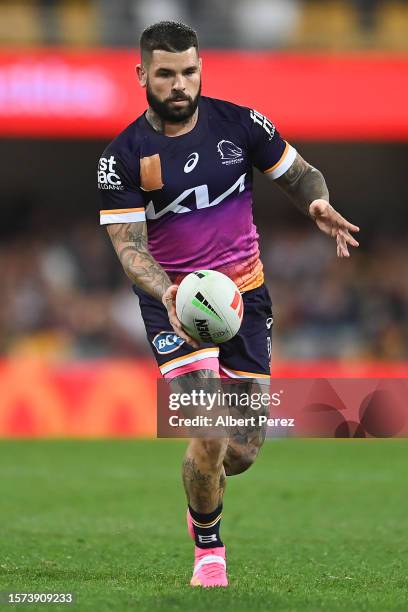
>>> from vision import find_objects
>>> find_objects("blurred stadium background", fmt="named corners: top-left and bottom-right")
top-left (0, 0), bottom-right (407, 436)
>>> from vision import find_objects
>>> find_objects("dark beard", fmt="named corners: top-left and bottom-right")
top-left (146, 80), bottom-right (201, 124)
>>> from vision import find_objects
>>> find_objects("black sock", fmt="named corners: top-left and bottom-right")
top-left (189, 504), bottom-right (223, 549)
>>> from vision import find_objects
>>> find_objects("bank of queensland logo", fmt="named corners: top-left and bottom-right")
top-left (152, 331), bottom-right (185, 354)
top-left (98, 155), bottom-right (123, 190)
top-left (217, 140), bottom-right (244, 165)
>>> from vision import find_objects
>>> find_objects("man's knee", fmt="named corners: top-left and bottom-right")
top-left (189, 438), bottom-right (228, 469)
top-left (223, 443), bottom-right (259, 476)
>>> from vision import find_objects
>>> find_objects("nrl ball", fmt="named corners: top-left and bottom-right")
top-left (176, 270), bottom-right (244, 344)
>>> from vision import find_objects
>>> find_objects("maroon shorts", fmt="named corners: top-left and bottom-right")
top-left (133, 284), bottom-right (273, 379)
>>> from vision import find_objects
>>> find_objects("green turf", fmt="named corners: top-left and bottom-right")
top-left (0, 439), bottom-right (407, 611)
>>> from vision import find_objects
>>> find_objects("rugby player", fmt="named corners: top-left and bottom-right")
top-left (98, 21), bottom-right (359, 587)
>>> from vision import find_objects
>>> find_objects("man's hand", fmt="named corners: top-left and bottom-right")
top-left (273, 153), bottom-right (360, 258)
top-left (309, 199), bottom-right (360, 258)
top-left (162, 285), bottom-right (200, 348)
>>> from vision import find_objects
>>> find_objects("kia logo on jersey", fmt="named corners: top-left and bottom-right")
top-left (152, 331), bottom-right (185, 354)
top-left (184, 152), bottom-right (199, 173)
top-left (145, 172), bottom-right (247, 220)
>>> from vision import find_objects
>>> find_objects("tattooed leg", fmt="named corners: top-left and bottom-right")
top-left (170, 369), bottom-right (228, 512)
top-left (182, 440), bottom-right (228, 511)
top-left (223, 381), bottom-right (268, 476)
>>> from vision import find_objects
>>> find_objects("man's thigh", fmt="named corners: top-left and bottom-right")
top-left (219, 284), bottom-right (273, 379)
top-left (133, 283), bottom-right (273, 381)
top-left (134, 285), bottom-right (220, 378)
top-left (218, 284), bottom-right (273, 472)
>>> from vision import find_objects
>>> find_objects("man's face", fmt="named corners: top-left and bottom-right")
top-left (138, 48), bottom-right (202, 123)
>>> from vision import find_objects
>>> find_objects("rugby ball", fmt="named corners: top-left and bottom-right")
top-left (176, 270), bottom-right (244, 344)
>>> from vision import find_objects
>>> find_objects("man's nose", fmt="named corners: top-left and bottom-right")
top-left (172, 74), bottom-right (186, 90)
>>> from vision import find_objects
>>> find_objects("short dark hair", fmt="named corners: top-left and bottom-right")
top-left (140, 21), bottom-right (199, 63)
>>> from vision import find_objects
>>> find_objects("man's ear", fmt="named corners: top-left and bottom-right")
top-left (136, 64), bottom-right (147, 87)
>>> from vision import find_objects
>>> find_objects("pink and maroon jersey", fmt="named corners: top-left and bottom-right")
top-left (98, 96), bottom-right (296, 292)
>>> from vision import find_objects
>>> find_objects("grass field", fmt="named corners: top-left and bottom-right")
top-left (0, 439), bottom-right (407, 611)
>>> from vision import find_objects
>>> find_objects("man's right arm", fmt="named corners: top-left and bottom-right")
top-left (106, 220), bottom-right (171, 303)
top-left (106, 220), bottom-right (199, 347)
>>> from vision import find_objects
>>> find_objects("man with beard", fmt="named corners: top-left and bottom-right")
top-left (98, 21), bottom-right (359, 587)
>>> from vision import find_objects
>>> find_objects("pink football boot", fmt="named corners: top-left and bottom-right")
top-left (190, 545), bottom-right (228, 587)
top-left (187, 509), bottom-right (228, 587)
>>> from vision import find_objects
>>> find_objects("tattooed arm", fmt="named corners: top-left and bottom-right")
top-left (274, 152), bottom-right (360, 258)
top-left (275, 152), bottom-right (329, 216)
top-left (107, 221), bottom-right (198, 346)
top-left (107, 221), bottom-right (171, 301)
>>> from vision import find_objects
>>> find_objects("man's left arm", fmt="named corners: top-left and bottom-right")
top-left (273, 152), bottom-right (360, 258)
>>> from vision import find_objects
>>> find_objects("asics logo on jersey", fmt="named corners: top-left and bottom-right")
top-left (217, 140), bottom-right (244, 165)
top-left (145, 173), bottom-right (247, 220)
top-left (98, 156), bottom-right (123, 190)
top-left (250, 109), bottom-right (276, 140)
top-left (184, 152), bottom-right (199, 174)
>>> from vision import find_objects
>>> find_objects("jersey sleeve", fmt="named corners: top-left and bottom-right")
top-left (98, 150), bottom-right (145, 225)
top-left (245, 108), bottom-right (297, 179)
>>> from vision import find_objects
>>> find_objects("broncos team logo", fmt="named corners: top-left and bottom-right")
top-left (217, 140), bottom-right (244, 165)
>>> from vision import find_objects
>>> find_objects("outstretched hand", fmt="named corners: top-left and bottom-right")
top-left (162, 285), bottom-right (200, 348)
top-left (309, 199), bottom-right (360, 258)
